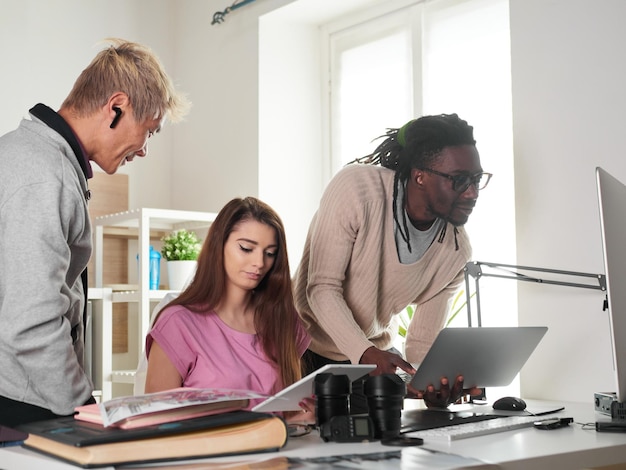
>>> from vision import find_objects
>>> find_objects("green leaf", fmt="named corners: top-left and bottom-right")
top-left (396, 304), bottom-right (415, 338)
top-left (446, 289), bottom-right (475, 326)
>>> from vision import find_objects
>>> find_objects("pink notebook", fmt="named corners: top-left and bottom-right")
top-left (74, 400), bottom-right (247, 430)
top-left (74, 388), bottom-right (261, 429)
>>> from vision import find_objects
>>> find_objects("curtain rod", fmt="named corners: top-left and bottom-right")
top-left (212, 0), bottom-right (257, 25)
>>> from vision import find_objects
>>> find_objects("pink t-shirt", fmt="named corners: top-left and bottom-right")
top-left (146, 305), bottom-right (310, 403)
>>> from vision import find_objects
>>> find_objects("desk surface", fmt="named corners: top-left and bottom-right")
top-left (1, 400), bottom-right (625, 469)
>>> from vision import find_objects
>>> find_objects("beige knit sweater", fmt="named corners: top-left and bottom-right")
top-left (293, 164), bottom-right (472, 365)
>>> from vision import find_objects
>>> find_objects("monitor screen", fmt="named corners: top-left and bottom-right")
top-left (596, 166), bottom-right (626, 402)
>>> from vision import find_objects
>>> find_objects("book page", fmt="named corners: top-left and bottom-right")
top-left (99, 388), bottom-right (268, 427)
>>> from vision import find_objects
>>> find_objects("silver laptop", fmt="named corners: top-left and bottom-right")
top-left (408, 326), bottom-right (547, 390)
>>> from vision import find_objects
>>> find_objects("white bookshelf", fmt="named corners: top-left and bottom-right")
top-left (92, 208), bottom-right (217, 400)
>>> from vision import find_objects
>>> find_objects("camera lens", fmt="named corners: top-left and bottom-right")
top-left (314, 373), bottom-right (351, 427)
top-left (364, 374), bottom-right (406, 439)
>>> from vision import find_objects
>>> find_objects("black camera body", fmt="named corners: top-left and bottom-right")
top-left (314, 372), bottom-right (406, 443)
top-left (319, 415), bottom-right (375, 442)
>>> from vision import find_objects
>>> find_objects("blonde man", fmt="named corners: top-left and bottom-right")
top-left (0, 39), bottom-right (190, 426)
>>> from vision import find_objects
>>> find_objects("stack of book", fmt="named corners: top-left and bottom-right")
top-left (16, 388), bottom-right (288, 468)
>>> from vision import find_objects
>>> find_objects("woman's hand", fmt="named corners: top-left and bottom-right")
top-left (285, 396), bottom-right (315, 425)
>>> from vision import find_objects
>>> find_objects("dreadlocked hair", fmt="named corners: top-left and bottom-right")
top-left (348, 113), bottom-right (476, 252)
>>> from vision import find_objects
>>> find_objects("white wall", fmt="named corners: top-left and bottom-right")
top-left (258, 16), bottom-right (324, 270)
top-left (173, 0), bottom-right (385, 269)
top-left (510, 0), bottom-right (626, 402)
top-left (0, 0), bottom-right (180, 211)
top-left (169, 0), bottom-right (268, 215)
top-left (4, 0), bottom-right (626, 404)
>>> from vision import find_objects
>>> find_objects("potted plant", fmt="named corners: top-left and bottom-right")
top-left (161, 229), bottom-right (202, 290)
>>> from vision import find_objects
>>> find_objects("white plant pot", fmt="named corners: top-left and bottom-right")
top-left (166, 260), bottom-right (197, 291)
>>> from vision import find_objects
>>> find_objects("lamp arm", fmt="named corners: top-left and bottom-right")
top-left (465, 261), bottom-right (606, 290)
top-left (462, 261), bottom-right (607, 328)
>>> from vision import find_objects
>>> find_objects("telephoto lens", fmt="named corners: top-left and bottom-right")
top-left (364, 374), bottom-right (406, 439)
top-left (314, 373), bottom-right (351, 428)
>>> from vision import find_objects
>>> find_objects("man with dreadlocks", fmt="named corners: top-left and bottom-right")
top-left (293, 113), bottom-right (491, 408)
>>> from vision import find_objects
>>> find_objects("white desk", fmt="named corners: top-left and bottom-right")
top-left (418, 400), bottom-right (626, 469)
top-left (1, 401), bottom-right (625, 469)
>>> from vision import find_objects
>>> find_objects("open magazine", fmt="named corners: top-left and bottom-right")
top-left (75, 388), bottom-right (268, 428)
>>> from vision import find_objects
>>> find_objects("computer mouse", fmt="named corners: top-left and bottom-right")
top-left (492, 396), bottom-right (527, 411)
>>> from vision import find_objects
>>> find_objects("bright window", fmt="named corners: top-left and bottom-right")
top-left (329, 9), bottom-right (414, 171)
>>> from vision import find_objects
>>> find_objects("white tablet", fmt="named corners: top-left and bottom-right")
top-left (252, 364), bottom-right (375, 412)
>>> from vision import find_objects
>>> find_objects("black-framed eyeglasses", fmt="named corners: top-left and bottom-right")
top-left (419, 168), bottom-right (493, 192)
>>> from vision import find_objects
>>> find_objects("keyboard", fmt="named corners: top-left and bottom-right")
top-left (405, 415), bottom-right (538, 441)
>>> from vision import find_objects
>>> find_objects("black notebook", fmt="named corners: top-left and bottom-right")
top-left (0, 425), bottom-right (28, 447)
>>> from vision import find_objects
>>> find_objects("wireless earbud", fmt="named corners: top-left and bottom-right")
top-left (109, 107), bottom-right (122, 129)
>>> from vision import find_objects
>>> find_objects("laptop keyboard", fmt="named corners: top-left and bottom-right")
top-left (405, 415), bottom-right (538, 441)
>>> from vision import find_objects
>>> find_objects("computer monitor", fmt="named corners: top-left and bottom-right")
top-left (596, 166), bottom-right (626, 402)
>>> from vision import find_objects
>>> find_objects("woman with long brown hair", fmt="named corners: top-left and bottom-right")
top-left (144, 197), bottom-right (311, 419)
